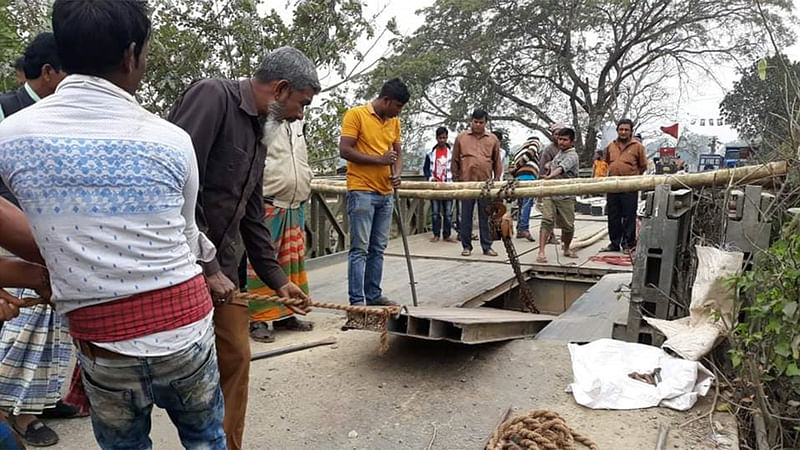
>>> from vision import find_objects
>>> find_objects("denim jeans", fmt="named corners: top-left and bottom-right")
top-left (77, 327), bottom-right (226, 450)
top-left (460, 198), bottom-right (493, 252)
top-left (347, 191), bottom-right (393, 305)
top-left (430, 199), bottom-right (452, 238)
top-left (517, 197), bottom-right (535, 233)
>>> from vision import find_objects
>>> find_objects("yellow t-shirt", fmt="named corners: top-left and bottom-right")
top-left (341, 103), bottom-right (401, 195)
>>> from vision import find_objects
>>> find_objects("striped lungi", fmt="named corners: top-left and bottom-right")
top-left (0, 290), bottom-right (71, 415)
top-left (247, 204), bottom-right (309, 322)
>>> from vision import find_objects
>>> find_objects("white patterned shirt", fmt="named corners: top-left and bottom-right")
top-left (0, 75), bottom-right (215, 355)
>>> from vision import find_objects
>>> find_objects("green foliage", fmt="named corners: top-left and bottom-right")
top-left (728, 226), bottom-right (800, 395)
top-left (142, 0), bottom-right (372, 115)
top-left (0, 0), bottom-right (50, 92)
top-left (0, 0), bottom-right (375, 169)
top-left (304, 91), bottom-right (349, 174)
top-left (721, 54), bottom-right (800, 152)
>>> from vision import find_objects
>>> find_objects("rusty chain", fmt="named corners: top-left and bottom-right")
top-left (484, 179), bottom-right (539, 314)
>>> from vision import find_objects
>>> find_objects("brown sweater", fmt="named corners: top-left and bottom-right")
top-left (605, 139), bottom-right (648, 176)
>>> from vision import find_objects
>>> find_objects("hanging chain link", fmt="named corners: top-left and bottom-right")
top-left (484, 178), bottom-right (539, 314)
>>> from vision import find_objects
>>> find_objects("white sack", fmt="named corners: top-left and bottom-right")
top-left (646, 246), bottom-right (743, 361)
top-left (567, 338), bottom-right (714, 411)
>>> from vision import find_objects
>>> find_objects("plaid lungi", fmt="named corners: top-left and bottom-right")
top-left (0, 291), bottom-right (71, 415)
top-left (248, 204), bottom-right (309, 322)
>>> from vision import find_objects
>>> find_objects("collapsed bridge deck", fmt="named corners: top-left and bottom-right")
top-left (307, 215), bottom-right (632, 343)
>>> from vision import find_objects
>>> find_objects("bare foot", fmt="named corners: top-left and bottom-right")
top-left (563, 249), bottom-right (579, 258)
top-left (536, 254), bottom-right (548, 263)
top-left (429, 236), bottom-right (440, 242)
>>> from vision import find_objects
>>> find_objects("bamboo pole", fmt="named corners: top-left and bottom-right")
top-left (311, 161), bottom-right (787, 191)
top-left (311, 161), bottom-right (786, 200)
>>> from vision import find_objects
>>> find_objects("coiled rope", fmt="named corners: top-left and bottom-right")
top-left (235, 293), bottom-right (401, 354)
top-left (486, 410), bottom-right (599, 450)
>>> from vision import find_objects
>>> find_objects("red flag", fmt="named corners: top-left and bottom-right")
top-left (660, 123), bottom-right (679, 139)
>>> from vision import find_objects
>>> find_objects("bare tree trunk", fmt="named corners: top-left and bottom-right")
top-left (582, 125), bottom-right (599, 164)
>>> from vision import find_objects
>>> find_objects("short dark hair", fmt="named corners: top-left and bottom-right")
top-left (378, 78), bottom-right (410, 104)
top-left (616, 118), bottom-right (634, 129)
top-left (435, 126), bottom-right (448, 137)
top-left (22, 33), bottom-right (61, 79)
top-left (13, 56), bottom-right (25, 71)
top-left (555, 127), bottom-right (576, 141)
top-left (492, 130), bottom-right (503, 141)
top-left (472, 109), bottom-right (489, 121)
top-left (52, 0), bottom-right (151, 77)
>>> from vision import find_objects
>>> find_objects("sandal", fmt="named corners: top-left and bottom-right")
top-left (39, 400), bottom-right (87, 419)
top-left (12, 418), bottom-right (58, 447)
top-left (273, 316), bottom-right (314, 332)
top-left (563, 249), bottom-right (579, 258)
top-left (249, 322), bottom-right (275, 343)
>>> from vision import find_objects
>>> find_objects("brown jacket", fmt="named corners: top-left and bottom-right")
top-left (451, 130), bottom-right (501, 182)
top-left (605, 139), bottom-right (648, 176)
top-left (168, 79), bottom-right (288, 295)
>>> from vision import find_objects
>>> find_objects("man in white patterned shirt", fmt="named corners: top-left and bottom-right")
top-left (0, 1), bottom-right (225, 448)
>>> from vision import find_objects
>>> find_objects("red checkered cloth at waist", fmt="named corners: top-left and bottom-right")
top-left (67, 274), bottom-right (212, 342)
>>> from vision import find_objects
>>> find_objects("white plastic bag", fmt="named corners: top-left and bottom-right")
top-left (567, 338), bottom-right (714, 411)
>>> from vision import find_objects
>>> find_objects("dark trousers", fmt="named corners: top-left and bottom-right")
top-left (606, 192), bottom-right (638, 249)
top-left (460, 199), bottom-right (492, 252)
top-left (430, 199), bottom-right (452, 238)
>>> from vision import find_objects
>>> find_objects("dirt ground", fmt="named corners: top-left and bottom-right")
top-left (48, 309), bottom-right (738, 449)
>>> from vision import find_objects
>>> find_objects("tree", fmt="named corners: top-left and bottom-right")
top-left (721, 54), bottom-right (800, 152)
top-left (370, 0), bottom-right (792, 164)
top-left (0, 0), bottom-right (50, 92)
top-left (0, 0), bottom-right (386, 168)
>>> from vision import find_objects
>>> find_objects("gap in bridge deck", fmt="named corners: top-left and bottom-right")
top-left (307, 216), bottom-right (632, 343)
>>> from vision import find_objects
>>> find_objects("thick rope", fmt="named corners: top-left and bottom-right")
top-left (486, 410), bottom-right (599, 450)
top-left (235, 293), bottom-right (401, 354)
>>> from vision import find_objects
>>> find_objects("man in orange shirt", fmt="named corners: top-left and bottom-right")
top-left (601, 119), bottom-right (648, 252)
top-left (592, 150), bottom-right (608, 177)
top-left (339, 78), bottom-right (410, 306)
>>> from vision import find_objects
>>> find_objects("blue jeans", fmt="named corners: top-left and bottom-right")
top-left (430, 199), bottom-right (452, 238)
top-left (516, 174), bottom-right (536, 234)
top-left (77, 327), bottom-right (226, 450)
top-left (517, 197), bottom-right (535, 233)
top-left (347, 191), bottom-right (393, 305)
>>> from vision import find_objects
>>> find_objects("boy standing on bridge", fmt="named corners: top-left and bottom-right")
top-left (339, 78), bottom-right (410, 306)
top-left (423, 126), bottom-right (456, 243)
top-left (537, 128), bottom-right (580, 263)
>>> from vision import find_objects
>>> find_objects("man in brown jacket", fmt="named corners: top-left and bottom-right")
top-left (451, 109), bottom-right (502, 257)
top-left (601, 118), bottom-right (648, 252)
top-left (168, 46), bottom-right (318, 450)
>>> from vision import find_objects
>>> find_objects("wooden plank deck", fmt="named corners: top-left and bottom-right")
top-left (309, 216), bottom-right (631, 308)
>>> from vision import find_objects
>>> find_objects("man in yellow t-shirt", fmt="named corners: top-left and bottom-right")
top-left (339, 78), bottom-right (410, 306)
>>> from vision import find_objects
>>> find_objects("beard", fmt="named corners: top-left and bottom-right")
top-left (266, 101), bottom-right (286, 123)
